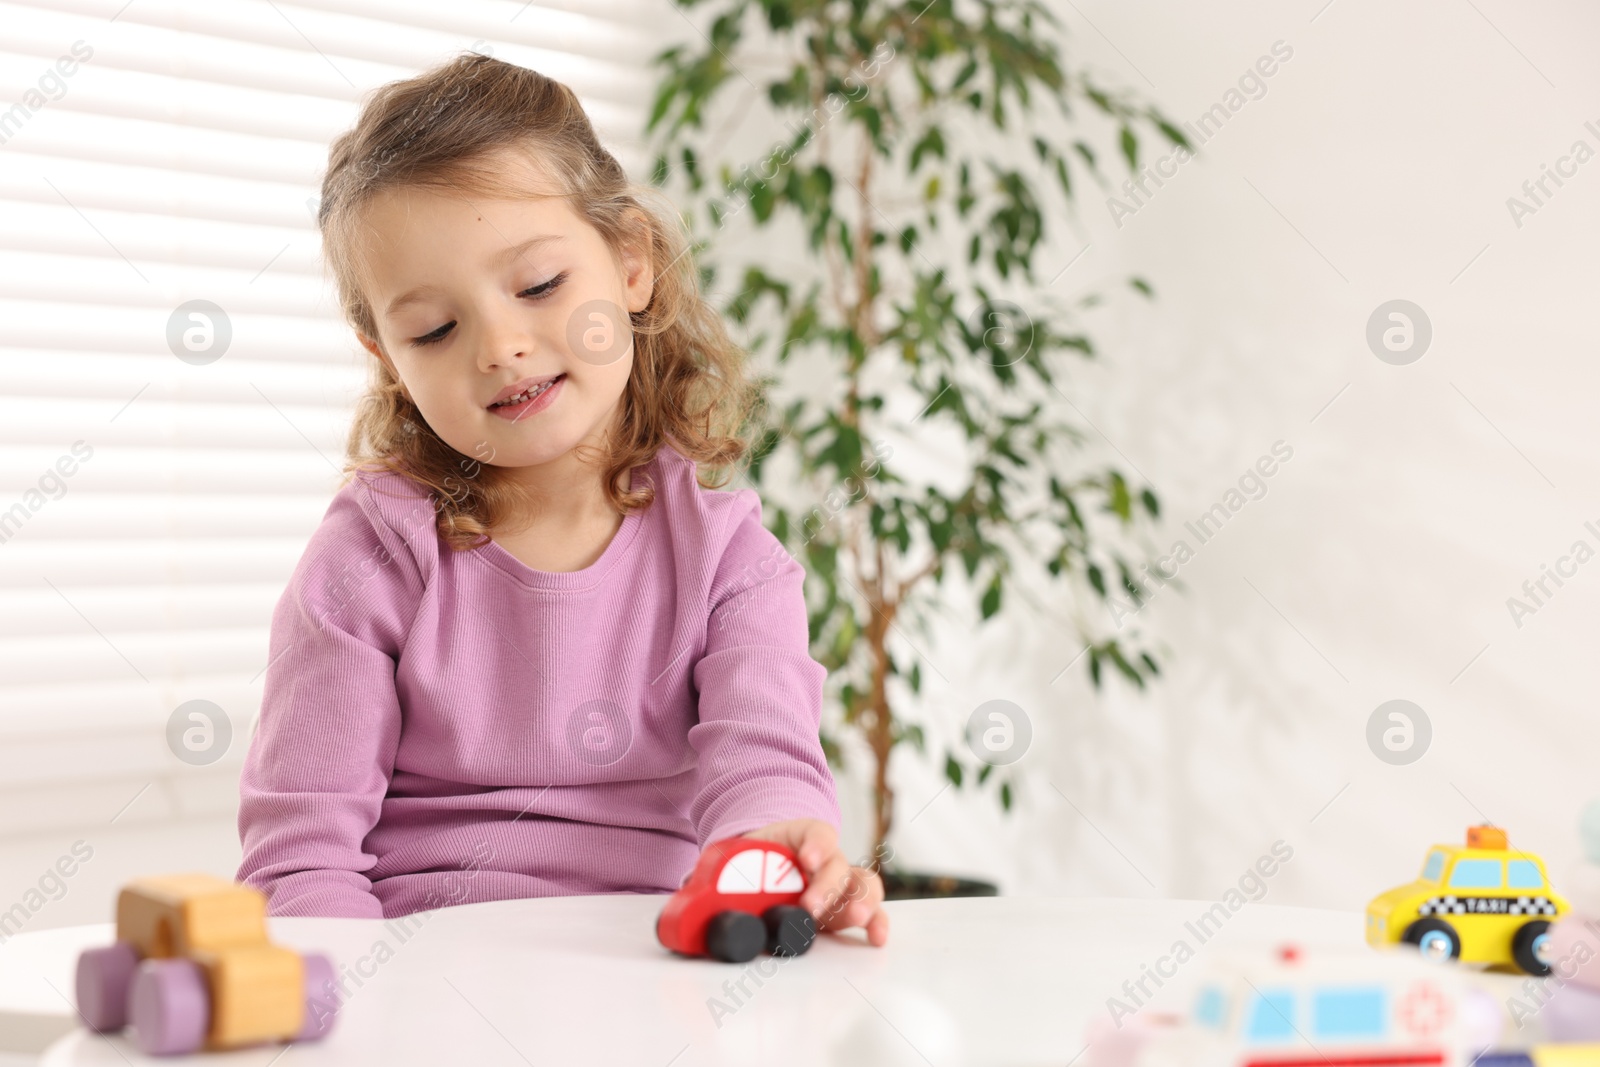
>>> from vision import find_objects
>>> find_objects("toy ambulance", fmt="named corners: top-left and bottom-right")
top-left (1087, 944), bottom-right (1503, 1067)
top-left (1367, 826), bottom-right (1569, 976)
top-left (74, 873), bottom-right (338, 1056)
top-left (656, 836), bottom-right (817, 963)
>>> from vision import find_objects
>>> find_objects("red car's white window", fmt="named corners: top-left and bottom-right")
top-left (716, 850), bottom-right (766, 894)
top-left (713, 849), bottom-right (804, 894)
top-left (763, 852), bottom-right (803, 892)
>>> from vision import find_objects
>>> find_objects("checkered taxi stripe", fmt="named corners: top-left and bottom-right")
top-left (1416, 895), bottom-right (1557, 917)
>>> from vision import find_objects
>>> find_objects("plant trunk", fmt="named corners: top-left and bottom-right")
top-left (866, 596), bottom-right (894, 860)
top-left (861, 517), bottom-right (896, 861)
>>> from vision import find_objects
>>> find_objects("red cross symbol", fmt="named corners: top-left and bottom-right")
top-left (1398, 981), bottom-right (1453, 1037)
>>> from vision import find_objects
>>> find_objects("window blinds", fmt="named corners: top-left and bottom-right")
top-left (0, 0), bottom-right (672, 835)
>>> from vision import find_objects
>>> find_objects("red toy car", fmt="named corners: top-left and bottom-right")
top-left (656, 837), bottom-right (818, 962)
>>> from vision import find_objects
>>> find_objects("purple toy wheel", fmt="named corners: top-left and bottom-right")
top-left (296, 952), bottom-right (340, 1041)
top-left (128, 958), bottom-right (209, 1056)
top-left (75, 942), bottom-right (140, 1032)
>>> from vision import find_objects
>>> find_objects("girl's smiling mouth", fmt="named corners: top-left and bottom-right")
top-left (488, 373), bottom-right (566, 419)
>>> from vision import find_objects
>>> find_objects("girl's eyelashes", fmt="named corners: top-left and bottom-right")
top-left (522, 270), bottom-right (569, 302)
top-left (411, 321), bottom-right (452, 347)
top-left (406, 271), bottom-right (572, 348)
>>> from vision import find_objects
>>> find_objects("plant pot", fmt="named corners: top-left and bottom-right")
top-left (880, 868), bottom-right (999, 901)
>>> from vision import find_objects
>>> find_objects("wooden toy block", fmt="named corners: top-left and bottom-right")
top-left (194, 944), bottom-right (304, 1048)
top-left (116, 873), bottom-right (268, 958)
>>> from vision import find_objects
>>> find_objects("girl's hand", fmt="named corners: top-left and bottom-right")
top-left (743, 818), bottom-right (889, 947)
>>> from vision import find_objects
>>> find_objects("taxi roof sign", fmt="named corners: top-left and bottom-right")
top-left (1466, 825), bottom-right (1507, 850)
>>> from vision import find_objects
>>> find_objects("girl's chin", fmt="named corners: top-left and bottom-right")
top-left (433, 418), bottom-right (569, 462)
top-left (476, 432), bottom-right (586, 469)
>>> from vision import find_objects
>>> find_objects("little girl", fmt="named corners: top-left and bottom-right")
top-left (236, 53), bottom-right (887, 947)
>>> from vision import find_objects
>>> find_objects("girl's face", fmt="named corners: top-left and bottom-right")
top-left (354, 155), bottom-right (653, 474)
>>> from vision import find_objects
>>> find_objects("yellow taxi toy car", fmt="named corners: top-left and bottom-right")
top-left (1367, 826), bottom-right (1569, 976)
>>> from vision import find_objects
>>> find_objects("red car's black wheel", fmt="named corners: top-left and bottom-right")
top-left (704, 911), bottom-right (764, 963)
top-left (763, 905), bottom-right (816, 957)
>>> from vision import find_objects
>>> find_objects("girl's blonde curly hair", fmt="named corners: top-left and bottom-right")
top-left (318, 51), bottom-right (759, 550)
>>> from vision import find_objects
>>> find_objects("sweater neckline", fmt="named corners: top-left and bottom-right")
top-left (470, 458), bottom-right (652, 591)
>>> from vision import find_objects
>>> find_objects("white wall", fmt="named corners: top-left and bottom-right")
top-left (872, 0), bottom-right (1600, 911)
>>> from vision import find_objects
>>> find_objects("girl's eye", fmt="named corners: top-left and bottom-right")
top-left (407, 271), bottom-right (571, 348)
top-left (411, 322), bottom-right (453, 347)
top-left (519, 271), bottom-right (569, 301)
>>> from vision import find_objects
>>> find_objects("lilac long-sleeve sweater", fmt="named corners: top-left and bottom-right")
top-left (236, 441), bottom-right (840, 919)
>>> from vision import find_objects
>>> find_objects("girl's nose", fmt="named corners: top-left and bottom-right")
top-left (476, 311), bottom-right (537, 371)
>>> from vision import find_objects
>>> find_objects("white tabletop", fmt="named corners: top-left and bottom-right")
top-left (5, 895), bottom-right (1373, 1067)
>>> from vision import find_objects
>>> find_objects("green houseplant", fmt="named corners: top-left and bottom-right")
top-left (646, 0), bottom-right (1186, 895)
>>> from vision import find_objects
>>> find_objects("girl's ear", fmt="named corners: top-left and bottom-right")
top-left (359, 333), bottom-right (398, 376)
top-left (618, 210), bottom-right (656, 314)
top-left (358, 334), bottom-right (411, 400)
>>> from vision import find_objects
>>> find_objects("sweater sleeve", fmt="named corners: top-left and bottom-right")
top-left (688, 498), bottom-right (841, 846)
top-left (236, 474), bottom-right (424, 917)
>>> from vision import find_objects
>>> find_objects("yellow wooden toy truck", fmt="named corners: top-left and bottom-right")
top-left (74, 873), bottom-right (338, 1055)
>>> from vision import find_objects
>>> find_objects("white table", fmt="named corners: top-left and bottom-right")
top-left (3, 895), bottom-right (1374, 1067)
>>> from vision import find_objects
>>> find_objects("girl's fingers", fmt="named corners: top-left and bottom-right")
top-left (865, 907), bottom-right (890, 946)
top-left (819, 865), bottom-right (885, 932)
top-left (843, 866), bottom-right (885, 930)
top-left (796, 820), bottom-right (837, 872)
top-left (803, 853), bottom-right (852, 922)
top-left (855, 865), bottom-right (885, 907)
